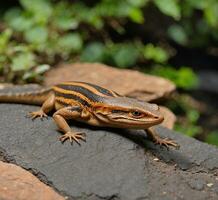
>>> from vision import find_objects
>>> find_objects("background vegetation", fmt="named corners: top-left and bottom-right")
top-left (0, 0), bottom-right (218, 145)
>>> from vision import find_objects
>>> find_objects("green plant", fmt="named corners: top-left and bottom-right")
top-left (166, 94), bottom-right (202, 137)
top-left (0, 0), bottom-right (207, 83)
top-left (206, 131), bottom-right (218, 147)
top-left (81, 42), bottom-right (141, 68)
top-left (150, 66), bottom-right (199, 90)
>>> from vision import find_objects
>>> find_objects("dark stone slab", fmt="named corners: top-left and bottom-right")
top-left (0, 104), bottom-right (218, 200)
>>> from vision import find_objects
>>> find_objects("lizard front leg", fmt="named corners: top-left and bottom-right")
top-left (53, 106), bottom-right (87, 145)
top-left (145, 127), bottom-right (179, 148)
top-left (29, 92), bottom-right (55, 119)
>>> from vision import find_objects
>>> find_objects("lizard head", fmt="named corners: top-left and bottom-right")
top-left (92, 97), bottom-right (164, 129)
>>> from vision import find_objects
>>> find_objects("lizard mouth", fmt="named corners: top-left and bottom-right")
top-left (108, 116), bottom-right (162, 127)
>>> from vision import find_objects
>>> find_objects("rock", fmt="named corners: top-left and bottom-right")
top-left (0, 83), bottom-right (13, 89)
top-left (45, 63), bottom-right (176, 102)
top-left (159, 106), bottom-right (176, 129)
top-left (0, 161), bottom-right (64, 200)
top-left (0, 103), bottom-right (218, 200)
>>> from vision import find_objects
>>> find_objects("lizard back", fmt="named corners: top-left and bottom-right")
top-left (53, 81), bottom-right (120, 107)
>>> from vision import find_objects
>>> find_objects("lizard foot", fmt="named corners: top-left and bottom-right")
top-left (59, 132), bottom-right (86, 145)
top-left (28, 110), bottom-right (48, 120)
top-left (155, 137), bottom-right (179, 149)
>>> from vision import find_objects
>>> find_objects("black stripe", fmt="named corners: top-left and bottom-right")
top-left (56, 99), bottom-right (71, 107)
top-left (55, 91), bottom-right (91, 107)
top-left (57, 84), bottom-right (104, 102)
top-left (69, 106), bottom-right (82, 112)
top-left (74, 82), bottom-right (116, 97)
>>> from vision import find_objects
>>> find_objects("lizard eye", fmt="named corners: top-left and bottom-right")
top-left (130, 110), bottom-right (143, 118)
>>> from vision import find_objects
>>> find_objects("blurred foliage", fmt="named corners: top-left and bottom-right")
top-left (150, 66), bottom-right (198, 89)
top-left (167, 94), bottom-right (202, 137)
top-left (0, 0), bottom-right (218, 143)
top-left (206, 131), bottom-right (218, 147)
top-left (1, 0), bottom-right (215, 83)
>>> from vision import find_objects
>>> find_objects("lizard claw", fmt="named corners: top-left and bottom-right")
top-left (155, 138), bottom-right (179, 149)
top-left (59, 132), bottom-right (86, 145)
top-left (28, 110), bottom-right (48, 120)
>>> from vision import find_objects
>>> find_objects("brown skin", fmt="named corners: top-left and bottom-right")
top-left (29, 92), bottom-right (178, 148)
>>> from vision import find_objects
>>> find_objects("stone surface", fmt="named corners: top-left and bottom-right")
top-left (0, 161), bottom-right (64, 200)
top-left (0, 104), bottom-right (218, 200)
top-left (159, 106), bottom-right (176, 129)
top-left (44, 63), bottom-right (176, 102)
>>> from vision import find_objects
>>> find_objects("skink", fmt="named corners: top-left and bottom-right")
top-left (0, 81), bottom-right (178, 147)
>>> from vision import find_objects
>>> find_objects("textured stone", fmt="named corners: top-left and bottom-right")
top-left (0, 161), bottom-right (64, 200)
top-left (44, 63), bottom-right (176, 102)
top-left (0, 104), bottom-right (218, 200)
top-left (159, 106), bottom-right (176, 129)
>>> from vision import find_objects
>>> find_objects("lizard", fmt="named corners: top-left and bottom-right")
top-left (0, 81), bottom-right (178, 148)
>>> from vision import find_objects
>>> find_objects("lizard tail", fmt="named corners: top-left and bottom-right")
top-left (0, 85), bottom-right (52, 105)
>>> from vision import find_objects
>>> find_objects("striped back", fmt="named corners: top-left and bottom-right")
top-left (53, 81), bottom-right (120, 107)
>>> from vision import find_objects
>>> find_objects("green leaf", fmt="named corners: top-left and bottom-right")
top-left (35, 64), bottom-right (50, 74)
top-left (0, 29), bottom-right (12, 52)
top-left (143, 44), bottom-right (169, 63)
top-left (20, 0), bottom-right (52, 24)
top-left (206, 131), bottom-right (218, 146)
top-left (11, 52), bottom-right (35, 71)
top-left (54, 17), bottom-right (78, 31)
top-left (80, 42), bottom-right (105, 62)
top-left (204, 3), bottom-right (218, 27)
top-left (168, 25), bottom-right (188, 45)
top-left (53, 2), bottom-right (79, 30)
top-left (129, 7), bottom-right (144, 23)
top-left (150, 66), bottom-right (198, 89)
top-left (187, 109), bottom-right (200, 123)
top-left (23, 64), bottom-right (50, 80)
top-left (24, 26), bottom-right (48, 44)
top-left (4, 8), bottom-right (22, 22)
top-left (7, 15), bottom-right (33, 32)
top-left (57, 33), bottom-right (83, 52)
top-left (175, 124), bottom-right (201, 137)
top-left (154, 0), bottom-right (181, 20)
top-left (127, 0), bottom-right (149, 7)
top-left (22, 71), bottom-right (37, 80)
top-left (112, 44), bottom-right (139, 67)
top-left (176, 67), bottom-right (199, 89)
top-left (186, 0), bottom-right (207, 9)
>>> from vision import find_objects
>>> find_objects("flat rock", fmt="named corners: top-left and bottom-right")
top-left (45, 63), bottom-right (176, 102)
top-left (0, 161), bottom-right (64, 200)
top-left (159, 106), bottom-right (176, 129)
top-left (0, 104), bottom-right (218, 200)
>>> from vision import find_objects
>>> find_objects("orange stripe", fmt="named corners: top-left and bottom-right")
top-left (55, 96), bottom-right (80, 106)
top-left (53, 86), bottom-right (93, 105)
top-left (60, 81), bottom-right (112, 97)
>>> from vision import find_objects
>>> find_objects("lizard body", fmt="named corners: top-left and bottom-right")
top-left (0, 81), bottom-right (178, 147)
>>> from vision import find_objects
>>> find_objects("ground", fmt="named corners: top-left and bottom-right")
top-left (0, 104), bottom-right (218, 200)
